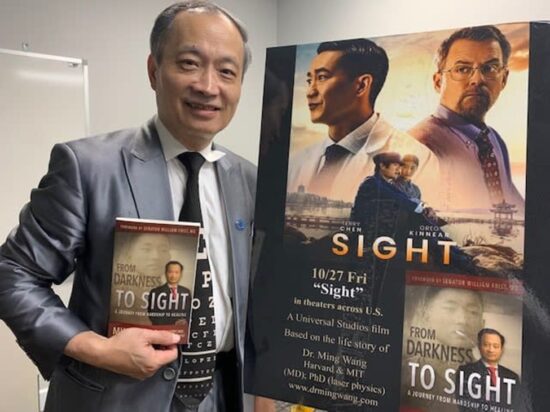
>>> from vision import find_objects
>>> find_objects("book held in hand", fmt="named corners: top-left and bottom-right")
top-left (107, 217), bottom-right (200, 343)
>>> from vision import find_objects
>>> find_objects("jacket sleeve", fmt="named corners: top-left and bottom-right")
top-left (0, 143), bottom-right (91, 379)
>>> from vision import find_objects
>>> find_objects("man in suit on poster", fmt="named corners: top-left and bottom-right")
top-left (409, 25), bottom-right (524, 211)
top-left (456, 328), bottom-right (520, 412)
top-left (0, 2), bottom-right (255, 411)
top-left (148, 261), bottom-right (192, 327)
top-left (286, 38), bottom-right (439, 206)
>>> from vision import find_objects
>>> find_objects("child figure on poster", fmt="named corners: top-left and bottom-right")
top-left (350, 152), bottom-right (442, 240)
top-left (394, 154), bottom-right (422, 203)
top-left (394, 154), bottom-right (447, 227)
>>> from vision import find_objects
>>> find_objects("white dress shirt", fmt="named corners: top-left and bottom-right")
top-left (314, 112), bottom-right (377, 172)
top-left (155, 117), bottom-right (234, 352)
top-left (482, 360), bottom-right (500, 381)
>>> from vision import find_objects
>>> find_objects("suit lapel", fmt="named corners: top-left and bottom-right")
top-left (122, 120), bottom-right (174, 220)
top-left (215, 154), bottom-right (250, 353)
top-left (216, 154), bottom-right (240, 282)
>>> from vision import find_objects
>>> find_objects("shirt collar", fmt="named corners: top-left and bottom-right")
top-left (328, 112), bottom-right (378, 155)
top-left (435, 104), bottom-right (486, 140)
top-left (155, 116), bottom-right (226, 163)
top-left (481, 360), bottom-right (499, 369)
top-left (375, 172), bottom-right (392, 183)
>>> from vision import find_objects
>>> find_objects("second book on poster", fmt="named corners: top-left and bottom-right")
top-left (107, 217), bottom-right (200, 343)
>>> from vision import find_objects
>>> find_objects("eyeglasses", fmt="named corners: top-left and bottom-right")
top-left (440, 63), bottom-right (507, 81)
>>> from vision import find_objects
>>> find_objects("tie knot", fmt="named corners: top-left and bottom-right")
top-left (475, 127), bottom-right (492, 150)
top-left (324, 144), bottom-right (349, 164)
top-left (178, 152), bottom-right (206, 176)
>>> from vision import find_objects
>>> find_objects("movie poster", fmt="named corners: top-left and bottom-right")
top-left (245, 22), bottom-right (550, 410)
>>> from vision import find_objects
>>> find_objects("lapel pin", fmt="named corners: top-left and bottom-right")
top-left (235, 219), bottom-right (246, 231)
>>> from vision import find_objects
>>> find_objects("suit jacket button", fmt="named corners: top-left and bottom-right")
top-left (163, 367), bottom-right (176, 381)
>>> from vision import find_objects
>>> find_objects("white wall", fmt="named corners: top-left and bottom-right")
top-left (0, 0), bottom-right (276, 164)
top-left (0, 1), bottom-right (276, 411)
top-left (277, 0), bottom-right (550, 46)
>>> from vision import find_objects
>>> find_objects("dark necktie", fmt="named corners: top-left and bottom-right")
top-left (308, 144), bottom-right (349, 195)
top-left (475, 127), bottom-right (504, 205)
top-left (174, 152), bottom-right (217, 406)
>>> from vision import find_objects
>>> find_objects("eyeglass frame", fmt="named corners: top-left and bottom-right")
top-left (439, 62), bottom-right (508, 81)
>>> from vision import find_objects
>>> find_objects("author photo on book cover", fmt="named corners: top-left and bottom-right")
top-left (148, 260), bottom-right (193, 327)
top-left (456, 328), bottom-right (521, 412)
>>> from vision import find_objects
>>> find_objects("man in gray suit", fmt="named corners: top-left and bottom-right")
top-left (0, 2), bottom-right (255, 411)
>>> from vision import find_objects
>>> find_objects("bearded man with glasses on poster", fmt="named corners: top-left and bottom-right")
top-left (409, 25), bottom-right (524, 211)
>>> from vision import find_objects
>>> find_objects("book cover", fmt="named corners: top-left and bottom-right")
top-left (400, 271), bottom-right (523, 412)
top-left (107, 218), bottom-right (200, 343)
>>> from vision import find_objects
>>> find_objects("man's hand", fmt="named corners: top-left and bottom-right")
top-left (64, 328), bottom-right (180, 380)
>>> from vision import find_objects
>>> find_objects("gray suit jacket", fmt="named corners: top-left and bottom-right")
top-left (0, 119), bottom-right (256, 411)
